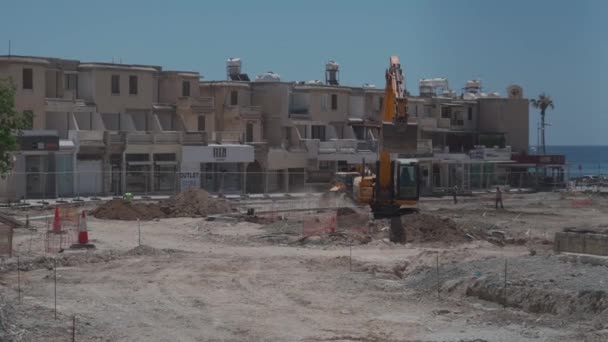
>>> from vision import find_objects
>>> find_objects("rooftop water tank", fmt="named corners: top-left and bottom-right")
top-left (226, 58), bottom-right (241, 76)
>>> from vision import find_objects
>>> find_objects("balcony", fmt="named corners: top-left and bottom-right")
top-left (417, 139), bottom-right (433, 154)
top-left (224, 105), bottom-right (262, 120)
top-left (68, 130), bottom-right (105, 147)
top-left (289, 107), bottom-right (310, 120)
top-left (177, 96), bottom-right (214, 113)
top-left (304, 138), bottom-right (379, 164)
top-left (182, 131), bottom-right (207, 145)
top-left (45, 98), bottom-right (95, 113)
top-left (212, 131), bottom-right (242, 144)
top-left (437, 118), bottom-right (451, 129)
top-left (107, 131), bottom-right (208, 146)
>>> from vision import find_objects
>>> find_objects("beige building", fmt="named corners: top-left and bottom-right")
top-left (0, 54), bottom-right (531, 200)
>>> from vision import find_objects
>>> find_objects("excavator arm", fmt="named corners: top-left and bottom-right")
top-left (372, 56), bottom-right (420, 243)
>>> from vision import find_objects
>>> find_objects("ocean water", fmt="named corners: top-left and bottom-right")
top-left (533, 145), bottom-right (608, 177)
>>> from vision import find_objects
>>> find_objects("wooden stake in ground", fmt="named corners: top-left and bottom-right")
top-left (436, 253), bottom-right (440, 299)
top-left (349, 242), bottom-right (352, 272)
top-left (503, 259), bottom-right (508, 309)
top-left (138, 218), bottom-right (141, 246)
top-left (54, 257), bottom-right (57, 320)
top-left (17, 255), bottom-right (21, 304)
top-left (72, 315), bottom-right (76, 342)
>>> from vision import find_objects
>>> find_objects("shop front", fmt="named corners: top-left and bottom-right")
top-left (181, 144), bottom-right (254, 194)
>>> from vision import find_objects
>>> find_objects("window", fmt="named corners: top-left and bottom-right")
top-left (284, 127), bottom-right (292, 141)
top-left (230, 90), bottom-right (238, 105)
top-left (246, 122), bottom-right (254, 142)
top-left (65, 74), bottom-right (77, 90)
top-left (111, 75), bottom-right (120, 95)
top-left (311, 125), bottom-right (326, 141)
top-left (468, 107), bottom-right (473, 121)
top-left (397, 165), bottom-right (418, 199)
top-left (197, 115), bottom-right (206, 131)
top-left (441, 106), bottom-right (451, 119)
top-left (319, 161), bottom-right (332, 171)
top-left (182, 81), bottom-right (190, 97)
top-left (331, 94), bottom-right (338, 110)
top-left (129, 75), bottom-right (138, 95)
top-left (22, 68), bottom-right (33, 90)
top-left (379, 97), bottom-right (383, 111)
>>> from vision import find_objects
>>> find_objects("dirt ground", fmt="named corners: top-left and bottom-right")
top-left (1, 191), bottom-right (608, 341)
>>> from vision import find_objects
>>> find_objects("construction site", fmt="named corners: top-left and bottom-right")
top-left (0, 34), bottom-right (601, 340)
top-left (0, 186), bottom-right (606, 342)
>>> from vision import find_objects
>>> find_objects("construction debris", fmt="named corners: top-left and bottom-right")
top-left (92, 189), bottom-right (231, 220)
top-left (401, 213), bottom-right (469, 243)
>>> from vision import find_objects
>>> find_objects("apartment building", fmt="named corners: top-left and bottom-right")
top-left (0, 56), bottom-right (210, 199)
top-left (0, 54), bottom-right (533, 200)
top-left (406, 78), bottom-right (530, 193)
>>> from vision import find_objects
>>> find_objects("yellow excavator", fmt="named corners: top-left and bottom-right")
top-left (349, 56), bottom-right (420, 243)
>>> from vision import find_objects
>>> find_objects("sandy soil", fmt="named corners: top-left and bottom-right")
top-left (1, 191), bottom-right (608, 341)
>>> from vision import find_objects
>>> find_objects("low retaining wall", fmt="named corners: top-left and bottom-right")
top-left (554, 231), bottom-right (608, 256)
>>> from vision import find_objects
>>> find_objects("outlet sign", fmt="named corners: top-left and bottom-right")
top-left (181, 145), bottom-right (254, 163)
top-left (179, 172), bottom-right (200, 190)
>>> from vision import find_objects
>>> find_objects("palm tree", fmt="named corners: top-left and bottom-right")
top-left (530, 93), bottom-right (554, 154)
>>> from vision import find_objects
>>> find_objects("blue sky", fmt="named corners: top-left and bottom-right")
top-left (1, 0), bottom-right (606, 145)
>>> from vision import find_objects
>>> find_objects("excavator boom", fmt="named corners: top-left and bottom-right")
top-left (372, 56), bottom-right (420, 243)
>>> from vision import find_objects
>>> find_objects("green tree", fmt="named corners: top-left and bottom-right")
top-left (0, 78), bottom-right (33, 175)
top-left (530, 93), bottom-right (554, 154)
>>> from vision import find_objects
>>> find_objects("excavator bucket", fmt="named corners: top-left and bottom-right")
top-left (381, 122), bottom-right (418, 153)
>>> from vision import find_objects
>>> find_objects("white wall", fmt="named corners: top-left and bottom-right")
top-left (349, 95), bottom-right (365, 118)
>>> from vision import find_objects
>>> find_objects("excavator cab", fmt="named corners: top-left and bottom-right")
top-left (394, 159), bottom-right (419, 202)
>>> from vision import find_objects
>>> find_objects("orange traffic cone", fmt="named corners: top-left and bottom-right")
top-left (78, 210), bottom-right (89, 244)
top-left (71, 210), bottom-right (95, 249)
top-left (52, 207), bottom-right (61, 232)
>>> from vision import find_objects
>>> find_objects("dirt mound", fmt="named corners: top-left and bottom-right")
top-left (402, 213), bottom-right (468, 243)
top-left (162, 188), bottom-right (231, 217)
top-left (93, 189), bottom-right (232, 220)
top-left (124, 245), bottom-right (164, 256)
top-left (92, 199), bottom-right (166, 221)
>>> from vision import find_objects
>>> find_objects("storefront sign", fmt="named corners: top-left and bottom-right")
top-left (181, 145), bottom-right (254, 164)
top-left (213, 147), bottom-right (227, 161)
top-left (179, 172), bottom-right (200, 190)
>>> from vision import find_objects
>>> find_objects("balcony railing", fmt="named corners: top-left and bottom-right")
top-left (437, 118), bottom-right (451, 129)
top-left (224, 105), bottom-right (262, 119)
top-left (289, 107), bottom-right (310, 120)
top-left (417, 139), bottom-right (433, 154)
top-left (45, 98), bottom-right (94, 113)
top-left (212, 131), bottom-right (242, 144)
top-left (108, 132), bottom-right (190, 145)
top-left (239, 106), bottom-right (261, 119)
top-left (182, 131), bottom-right (207, 145)
top-left (178, 97), bottom-right (215, 113)
top-left (68, 130), bottom-right (105, 146)
top-left (305, 139), bottom-right (378, 154)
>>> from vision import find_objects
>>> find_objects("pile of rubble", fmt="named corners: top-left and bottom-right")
top-left (93, 189), bottom-right (232, 221)
top-left (401, 213), bottom-right (469, 243)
